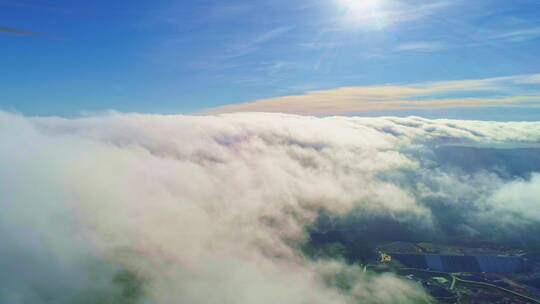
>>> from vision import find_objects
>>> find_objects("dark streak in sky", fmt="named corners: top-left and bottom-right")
top-left (0, 26), bottom-right (41, 36)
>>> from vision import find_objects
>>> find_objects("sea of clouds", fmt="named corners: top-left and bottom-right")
top-left (1, 111), bottom-right (539, 303)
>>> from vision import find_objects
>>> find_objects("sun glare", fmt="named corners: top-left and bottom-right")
top-left (337, 0), bottom-right (389, 30)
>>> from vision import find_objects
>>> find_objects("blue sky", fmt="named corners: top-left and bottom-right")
top-left (1, 0), bottom-right (540, 118)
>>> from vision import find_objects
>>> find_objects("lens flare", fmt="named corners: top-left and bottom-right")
top-left (337, 0), bottom-right (389, 30)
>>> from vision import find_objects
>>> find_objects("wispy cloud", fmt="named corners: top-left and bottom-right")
top-left (488, 27), bottom-right (540, 42)
top-left (394, 41), bottom-right (446, 53)
top-left (392, 26), bottom-right (540, 55)
top-left (515, 74), bottom-right (540, 85)
top-left (253, 26), bottom-right (293, 44)
top-left (225, 26), bottom-right (294, 58)
top-left (205, 74), bottom-right (540, 116)
top-left (262, 61), bottom-right (297, 76)
top-left (383, 1), bottom-right (454, 26)
top-left (181, 26), bottom-right (295, 72)
top-left (334, 0), bottom-right (455, 32)
top-left (207, 3), bottom-right (253, 18)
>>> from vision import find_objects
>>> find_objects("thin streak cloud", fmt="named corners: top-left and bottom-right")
top-left (206, 74), bottom-right (540, 116)
top-left (394, 41), bottom-right (445, 52)
top-left (489, 27), bottom-right (540, 42)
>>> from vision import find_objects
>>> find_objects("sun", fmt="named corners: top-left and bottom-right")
top-left (337, 0), bottom-right (389, 30)
top-left (340, 0), bottom-right (381, 11)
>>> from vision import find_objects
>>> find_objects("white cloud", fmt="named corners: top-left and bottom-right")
top-left (206, 74), bottom-right (540, 116)
top-left (1, 111), bottom-right (540, 303)
top-left (488, 173), bottom-right (540, 226)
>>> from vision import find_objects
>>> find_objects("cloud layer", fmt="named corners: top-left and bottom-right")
top-left (1, 112), bottom-right (540, 303)
top-left (206, 74), bottom-right (540, 116)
